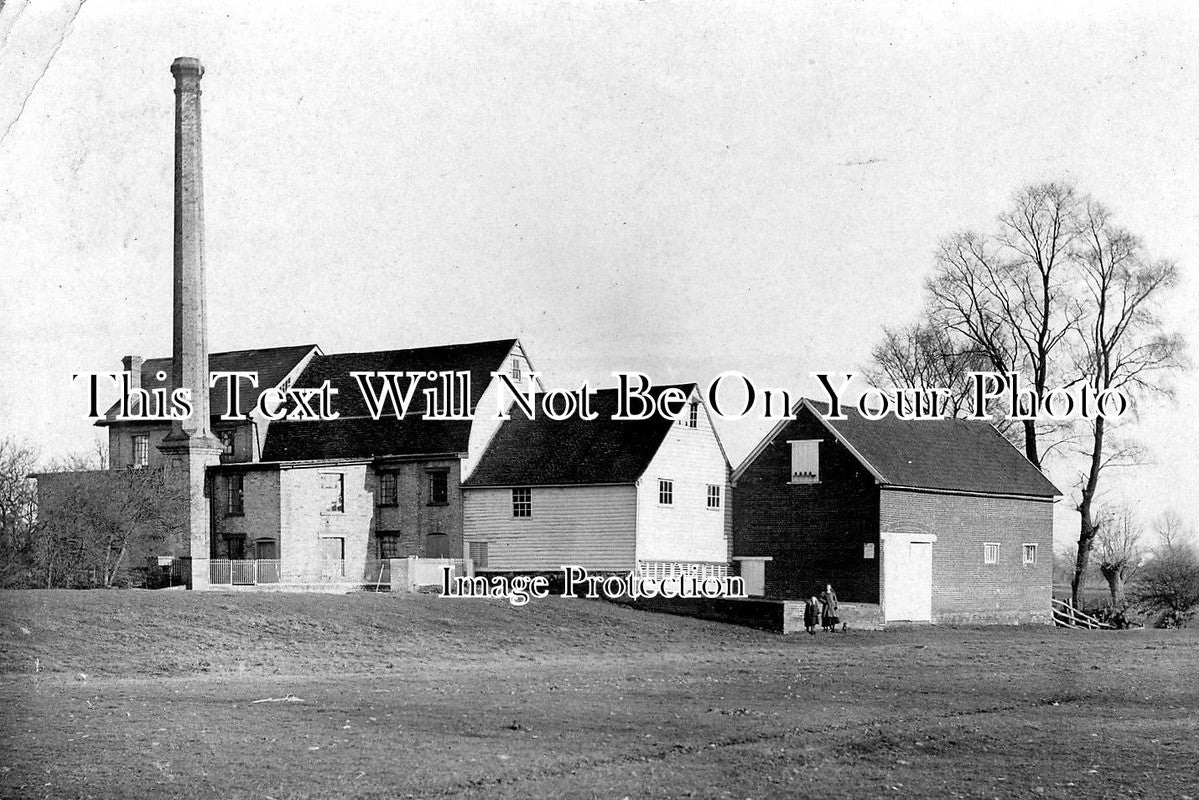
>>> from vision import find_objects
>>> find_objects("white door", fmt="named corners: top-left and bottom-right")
top-left (882, 534), bottom-right (935, 622)
top-left (742, 561), bottom-right (766, 597)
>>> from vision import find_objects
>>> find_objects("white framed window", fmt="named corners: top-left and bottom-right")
top-left (863, 543), bottom-right (876, 560)
top-left (706, 484), bottom-right (721, 509)
top-left (321, 472), bottom-right (344, 513)
top-left (658, 479), bottom-right (673, 505)
top-left (1022, 543), bottom-right (1037, 565)
top-left (983, 542), bottom-right (1000, 565)
top-left (132, 434), bottom-right (149, 468)
top-left (688, 401), bottom-right (699, 428)
top-left (512, 487), bottom-right (531, 517)
top-left (788, 440), bottom-right (820, 484)
top-left (511, 358), bottom-right (522, 381)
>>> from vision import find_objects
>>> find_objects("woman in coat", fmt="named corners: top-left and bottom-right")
top-left (820, 584), bottom-right (839, 632)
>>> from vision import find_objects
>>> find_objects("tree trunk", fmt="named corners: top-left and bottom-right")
top-left (1099, 565), bottom-right (1125, 609)
top-left (1023, 419), bottom-right (1041, 469)
top-left (1072, 417), bottom-right (1105, 609)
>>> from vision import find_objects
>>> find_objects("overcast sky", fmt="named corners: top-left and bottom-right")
top-left (2, 1), bottom-right (1197, 545)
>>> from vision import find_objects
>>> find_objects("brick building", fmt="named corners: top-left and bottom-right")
top-left (730, 399), bottom-right (1060, 624)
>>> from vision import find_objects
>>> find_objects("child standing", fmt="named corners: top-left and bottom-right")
top-left (804, 595), bottom-right (821, 635)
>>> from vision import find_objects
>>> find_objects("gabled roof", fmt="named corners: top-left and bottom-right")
top-left (462, 384), bottom-right (698, 487)
top-left (101, 344), bottom-right (319, 422)
top-left (260, 338), bottom-right (520, 462)
top-left (733, 399), bottom-right (1061, 498)
top-left (287, 339), bottom-right (518, 419)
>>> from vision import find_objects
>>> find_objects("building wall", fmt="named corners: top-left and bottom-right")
top-left (880, 488), bottom-right (1053, 624)
top-left (462, 485), bottom-right (638, 571)
top-left (368, 459), bottom-right (463, 561)
top-left (211, 469), bottom-right (280, 557)
top-left (108, 420), bottom-right (253, 470)
top-left (462, 342), bottom-right (540, 481)
top-left (635, 394), bottom-right (730, 566)
top-left (278, 464), bottom-right (374, 582)
top-left (731, 411), bottom-right (882, 602)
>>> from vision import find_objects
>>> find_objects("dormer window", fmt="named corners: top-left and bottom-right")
top-left (788, 440), bottom-right (820, 484)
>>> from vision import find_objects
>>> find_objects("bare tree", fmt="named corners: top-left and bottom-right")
top-left (1093, 504), bottom-right (1142, 609)
top-left (1069, 199), bottom-right (1187, 608)
top-left (925, 182), bottom-right (1084, 468)
top-left (864, 323), bottom-right (986, 416)
top-left (35, 466), bottom-right (185, 588)
top-left (0, 437), bottom-right (40, 587)
top-left (1132, 519), bottom-right (1199, 628)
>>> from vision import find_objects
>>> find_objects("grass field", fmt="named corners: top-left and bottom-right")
top-left (1, 591), bottom-right (1197, 799)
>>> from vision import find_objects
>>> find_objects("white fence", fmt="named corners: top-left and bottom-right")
top-left (208, 559), bottom-right (345, 586)
top-left (636, 561), bottom-right (729, 581)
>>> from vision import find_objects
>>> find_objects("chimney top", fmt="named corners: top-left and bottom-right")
top-left (170, 57), bottom-right (203, 79)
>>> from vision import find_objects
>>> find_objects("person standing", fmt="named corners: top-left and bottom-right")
top-left (820, 584), bottom-right (839, 632)
top-left (804, 595), bottom-right (820, 635)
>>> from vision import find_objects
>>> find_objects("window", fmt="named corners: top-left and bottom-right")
top-left (863, 543), bottom-right (876, 560)
top-left (706, 484), bottom-right (721, 509)
top-left (226, 473), bottom-right (244, 516)
top-left (378, 472), bottom-right (397, 506)
top-left (658, 479), bottom-right (674, 505)
top-left (132, 434), bottom-right (149, 468)
top-left (1022, 543), bottom-right (1038, 565)
top-left (512, 487), bottom-right (531, 517)
top-left (688, 401), bottom-right (699, 428)
top-left (322, 472), bottom-right (344, 513)
top-left (788, 440), bottom-right (820, 484)
top-left (984, 542), bottom-right (1000, 565)
top-left (511, 358), bottom-right (522, 381)
top-left (217, 429), bottom-right (235, 456)
top-left (427, 470), bottom-right (449, 506)
top-left (469, 541), bottom-right (489, 569)
top-left (377, 531), bottom-right (402, 560)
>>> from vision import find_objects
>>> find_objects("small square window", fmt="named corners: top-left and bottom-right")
top-left (659, 479), bottom-right (674, 506)
top-left (217, 429), bottom-right (235, 455)
top-left (512, 487), bottom-right (531, 518)
top-left (378, 472), bottom-right (397, 506)
top-left (983, 542), bottom-right (1000, 565)
top-left (428, 471), bottom-right (449, 506)
top-left (322, 473), bottom-right (344, 513)
top-left (1022, 543), bottom-right (1037, 565)
top-left (226, 473), bottom-right (244, 516)
top-left (706, 484), bottom-right (721, 509)
top-left (377, 531), bottom-right (402, 560)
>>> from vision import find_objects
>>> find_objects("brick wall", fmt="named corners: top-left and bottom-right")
top-left (211, 468), bottom-right (280, 557)
top-left (369, 459), bottom-right (464, 561)
top-left (880, 488), bottom-right (1053, 624)
top-left (731, 412), bottom-right (881, 602)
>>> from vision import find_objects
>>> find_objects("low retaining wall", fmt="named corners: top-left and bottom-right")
top-left (623, 596), bottom-right (886, 634)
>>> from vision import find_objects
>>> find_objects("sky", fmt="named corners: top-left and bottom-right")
top-left (1, 1), bottom-right (1197, 548)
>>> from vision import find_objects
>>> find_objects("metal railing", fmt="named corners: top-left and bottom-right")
top-left (209, 559), bottom-right (284, 586)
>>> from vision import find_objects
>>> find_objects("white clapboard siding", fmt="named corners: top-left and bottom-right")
top-left (635, 390), bottom-right (730, 564)
top-left (463, 485), bottom-right (638, 571)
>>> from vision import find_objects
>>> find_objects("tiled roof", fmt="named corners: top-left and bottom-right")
top-left (260, 417), bottom-right (473, 462)
top-left (102, 344), bottom-right (318, 421)
top-left (288, 339), bottom-right (519, 419)
top-left (795, 400), bottom-right (1060, 497)
top-left (260, 339), bottom-right (519, 462)
top-left (462, 385), bottom-right (697, 487)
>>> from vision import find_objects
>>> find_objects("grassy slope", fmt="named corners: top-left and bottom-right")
top-left (1, 591), bottom-right (1198, 800)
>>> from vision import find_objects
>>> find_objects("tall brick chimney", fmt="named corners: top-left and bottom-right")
top-left (159, 56), bottom-right (223, 588)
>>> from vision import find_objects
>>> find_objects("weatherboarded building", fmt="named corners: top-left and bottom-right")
top-left (461, 385), bottom-right (732, 577)
top-left (731, 399), bottom-right (1060, 624)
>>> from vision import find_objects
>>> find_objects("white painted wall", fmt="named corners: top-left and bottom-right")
top-left (463, 484), bottom-right (638, 571)
top-left (462, 341), bottom-right (543, 481)
top-left (635, 390), bottom-right (730, 565)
